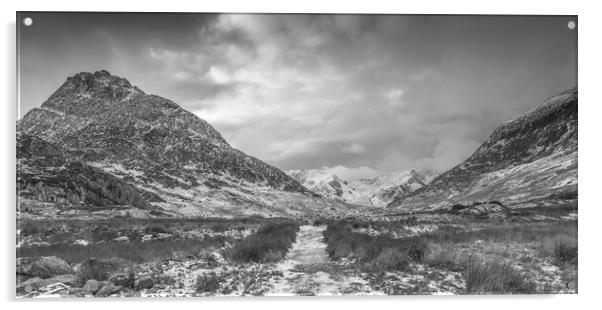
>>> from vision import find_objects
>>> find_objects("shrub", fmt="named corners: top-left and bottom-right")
top-left (404, 238), bottom-right (429, 262)
top-left (425, 245), bottom-right (463, 271)
top-left (364, 247), bottom-right (409, 274)
top-left (463, 257), bottom-right (536, 294)
top-left (90, 227), bottom-right (119, 242)
top-left (548, 236), bottom-right (578, 265)
top-left (143, 224), bottom-right (170, 235)
top-left (230, 222), bottom-right (299, 263)
top-left (211, 224), bottom-right (227, 233)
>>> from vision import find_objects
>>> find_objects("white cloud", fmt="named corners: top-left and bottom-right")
top-left (383, 88), bottom-right (405, 108)
top-left (206, 66), bottom-right (231, 84)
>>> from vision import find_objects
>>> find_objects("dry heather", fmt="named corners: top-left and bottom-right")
top-left (323, 219), bottom-right (577, 294)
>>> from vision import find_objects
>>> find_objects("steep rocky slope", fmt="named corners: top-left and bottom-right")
top-left (17, 134), bottom-right (163, 215)
top-left (18, 70), bottom-right (306, 193)
top-left (287, 168), bottom-right (437, 207)
top-left (387, 88), bottom-right (577, 211)
top-left (17, 71), bottom-right (370, 219)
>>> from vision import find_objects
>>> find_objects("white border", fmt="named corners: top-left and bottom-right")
top-left (1, 0), bottom-right (600, 309)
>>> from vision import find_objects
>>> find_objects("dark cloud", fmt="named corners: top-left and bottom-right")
top-left (18, 13), bottom-right (577, 176)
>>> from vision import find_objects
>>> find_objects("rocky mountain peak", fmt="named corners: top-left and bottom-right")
top-left (18, 71), bottom-right (309, 201)
top-left (45, 70), bottom-right (142, 108)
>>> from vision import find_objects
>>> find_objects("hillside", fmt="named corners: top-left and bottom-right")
top-left (387, 88), bottom-right (577, 211)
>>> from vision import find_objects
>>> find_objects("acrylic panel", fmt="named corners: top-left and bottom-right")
top-left (16, 12), bottom-right (577, 297)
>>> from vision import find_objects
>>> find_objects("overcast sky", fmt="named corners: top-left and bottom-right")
top-left (18, 13), bottom-right (577, 179)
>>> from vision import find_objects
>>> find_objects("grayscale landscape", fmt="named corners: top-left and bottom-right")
top-left (16, 13), bottom-right (577, 297)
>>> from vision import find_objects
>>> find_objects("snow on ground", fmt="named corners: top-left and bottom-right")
top-left (266, 225), bottom-right (384, 296)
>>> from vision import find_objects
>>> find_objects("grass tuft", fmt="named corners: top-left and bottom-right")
top-left (230, 222), bottom-right (299, 264)
top-left (323, 223), bottom-right (428, 274)
top-left (464, 256), bottom-right (536, 294)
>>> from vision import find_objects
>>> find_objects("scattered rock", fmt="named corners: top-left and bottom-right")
top-left (112, 236), bottom-right (130, 242)
top-left (155, 233), bottom-right (173, 241)
top-left (108, 272), bottom-right (134, 287)
top-left (95, 281), bottom-right (122, 297)
top-left (28, 256), bottom-right (74, 278)
top-left (17, 274), bottom-right (76, 294)
top-left (68, 287), bottom-right (87, 297)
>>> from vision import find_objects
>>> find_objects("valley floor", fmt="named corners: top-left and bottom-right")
top-left (16, 204), bottom-right (577, 297)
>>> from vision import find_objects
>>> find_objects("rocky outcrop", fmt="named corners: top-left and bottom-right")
top-left (17, 133), bottom-right (163, 211)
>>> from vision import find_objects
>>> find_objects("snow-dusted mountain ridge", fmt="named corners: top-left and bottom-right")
top-left (287, 168), bottom-right (438, 207)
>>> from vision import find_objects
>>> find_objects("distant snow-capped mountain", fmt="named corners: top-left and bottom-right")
top-left (286, 168), bottom-right (438, 207)
top-left (352, 169), bottom-right (438, 207)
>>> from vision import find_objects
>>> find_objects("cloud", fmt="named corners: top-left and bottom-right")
top-left (383, 88), bottom-right (405, 108)
top-left (343, 143), bottom-right (367, 154)
top-left (19, 13), bottom-right (577, 176)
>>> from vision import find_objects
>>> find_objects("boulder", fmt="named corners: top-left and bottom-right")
top-left (108, 271), bottom-right (134, 287)
top-left (82, 279), bottom-right (100, 294)
top-left (134, 275), bottom-right (155, 290)
top-left (28, 256), bottom-right (74, 278)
